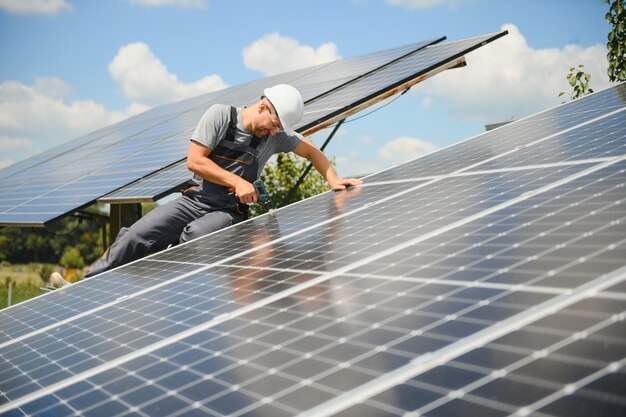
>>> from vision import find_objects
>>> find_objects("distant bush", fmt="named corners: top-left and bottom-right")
top-left (60, 247), bottom-right (85, 269)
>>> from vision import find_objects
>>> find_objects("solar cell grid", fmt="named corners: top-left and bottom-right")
top-left (209, 164), bottom-right (595, 273)
top-left (7, 276), bottom-right (561, 417)
top-left (476, 110), bottom-right (626, 170)
top-left (96, 37), bottom-right (445, 203)
top-left (99, 161), bottom-right (192, 203)
top-left (0, 120), bottom-right (146, 190)
top-left (0, 112), bottom-right (179, 186)
top-left (367, 83), bottom-right (626, 182)
top-left (0, 263), bottom-right (333, 400)
top-left (0, 36), bottom-right (457, 225)
top-left (0, 158), bottom-right (616, 340)
top-left (300, 33), bottom-right (505, 131)
top-left (340, 293), bottom-right (626, 417)
top-left (356, 167), bottom-right (626, 288)
top-left (13, 264), bottom-right (621, 417)
top-left (1, 65), bottom-right (625, 417)
top-left (0, 150), bottom-right (616, 342)
top-left (290, 37), bottom-right (443, 103)
top-left (0, 181), bottom-right (430, 347)
top-left (97, 38), bottom-right (447, 205)
top-left (0, 260), bottom-right (204, 344)
top-left (0, 126), bottom-right (196, 225)
top-left (2, 144), bottom-right (624, 415)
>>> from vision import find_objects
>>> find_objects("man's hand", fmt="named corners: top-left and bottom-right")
top-left (329, 178), bottom-right (363, 191)
top-left (233, 179), bottom-right (258, 203)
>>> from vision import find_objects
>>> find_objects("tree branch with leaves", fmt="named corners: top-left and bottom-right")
top-left (606, 0), bottom-right (626, 82)
top-left (558, 64), bottom-right (594, 102)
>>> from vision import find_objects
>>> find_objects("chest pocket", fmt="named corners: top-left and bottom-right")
top-left (212, 140), bottom-right (256, 166)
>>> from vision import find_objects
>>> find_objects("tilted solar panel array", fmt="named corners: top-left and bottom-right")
top-left (101, 32), bottom-right (502, 205)
top-left (0, 78), bottom-right (624, 416)
top-left (0, 31), bottom-right (510, 226)
top-left (0, 35), bottom-right (444, 226)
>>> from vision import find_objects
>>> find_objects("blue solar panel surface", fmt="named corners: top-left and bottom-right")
top-left (0, 35), bottom-right (446, 225)
top-left (0, 82), bottom-right (624, 416)
top-left (0, 32), bottom-right (518, 225)
top-left (100, 32), bottom-right (508, 206)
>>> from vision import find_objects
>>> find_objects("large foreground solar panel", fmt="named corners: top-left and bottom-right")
top-left (0, 31), bottom-right (508, 226)
top-left (0, 79), bottom-right (625, 416)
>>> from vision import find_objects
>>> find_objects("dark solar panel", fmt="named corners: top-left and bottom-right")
top-left (0, 81), bottom-right (625, 416)
top-left (0, 34), bottom-right (481, 226)
top-left (367, 83), bottom-right (626, 182)
top-left (0, 84), bottom-right (626, 416)
top-left (99, 33), bottom-right (505, 206)
top-left (98, 161), bottom-right (193, 203)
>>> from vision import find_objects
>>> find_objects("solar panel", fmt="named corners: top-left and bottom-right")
top-left (0, 80), bottom-right (624, 416)
top-left (0, 33), bottom-right (507, 226)
top-left (98, 161), bottom-right (194, 204)
top-left (96, 32), bottom-right (506, 205)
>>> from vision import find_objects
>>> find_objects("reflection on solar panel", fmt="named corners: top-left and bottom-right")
top-left (0, 31), bottom-right (508, 225)
top-left (98, 160), bottom-right (193, 204)
top-left (1, 77), bottom-right (624, 416)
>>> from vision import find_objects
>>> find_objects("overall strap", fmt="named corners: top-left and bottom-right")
top-left (223, 106), bottom-right (262, 150)
top-left (223, 106), bottom-right (238, 142)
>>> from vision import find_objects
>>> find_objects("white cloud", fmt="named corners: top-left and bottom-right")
top-left (0, 135), bottom-right (35, 168)
top-left (243, 33), bottom-right (340, 76)
top-left (333, 149), bottom-right (379, 177)
top-left (0, 0), bottom-right (72, 15)
top-left (127, 0), bottom-right (206, 8)
top-left (1, 43), bottom-right (229, 167)
top-left (0, 158), bottom-right (14, 169)
top-left (414, 24), bottom-right (611, 124)
top-left (109, 42), bottom-right (227, 108)
top-left (0, 78), bottom-right (141, 166)
top-left (0, 135), bottom-right (34, 152)
top-left (421, 96), bottom-right (433, 109)
top-left (386, 0), bottom-right (470, 9)
top-left (0, 78), bottom-right (135, 135)
top-left (379, 136), bottom-right (438, 165)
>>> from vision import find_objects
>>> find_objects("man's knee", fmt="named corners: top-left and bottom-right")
top-left (116, 220), bottom-right (167, 254)
top-left (179, 211), bottom-right (234, 243)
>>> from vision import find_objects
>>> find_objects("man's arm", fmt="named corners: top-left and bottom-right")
top-left (292, 137), bottom-right (362, 190)
top-left (187, 141), bottom-right (258, 203)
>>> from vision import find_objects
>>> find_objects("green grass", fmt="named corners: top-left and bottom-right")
top-left (0, 285), bottom-right (42, 309)
top-left (0, 263), bottom-right (51, 309)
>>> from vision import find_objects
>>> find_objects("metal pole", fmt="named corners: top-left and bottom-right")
top-left (7, 279), bottom-right (12, 307)
top-left (282, 119), bottom-right (345, 206)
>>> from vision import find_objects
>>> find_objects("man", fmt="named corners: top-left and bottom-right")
top-left (51, 84), bottom-right (361, 287)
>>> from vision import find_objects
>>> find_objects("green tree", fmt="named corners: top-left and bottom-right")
top-left (0, 235), bottom-right (8, 262)
top-left (606, 0), bottom-right (626, 82)
top-left (0, 205), bottom-right (106, 265)
top-left (59, 247), bottom-right (85, 269)
top-left (249, 152), bottom-right (332, 217)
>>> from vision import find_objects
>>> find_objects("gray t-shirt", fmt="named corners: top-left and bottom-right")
top-left (190, 104), bottom-right (302, 182)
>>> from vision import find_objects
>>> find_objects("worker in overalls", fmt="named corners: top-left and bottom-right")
top-left (51, 84), bottom-right (361, 286)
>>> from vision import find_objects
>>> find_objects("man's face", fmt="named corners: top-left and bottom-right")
top-left (254, 100), bottom-right (283, 138)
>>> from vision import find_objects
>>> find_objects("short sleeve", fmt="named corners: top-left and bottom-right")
top-left (275, 131), bottom-right (303, 153)
top-left (190, 104), bottom-right (231, 150)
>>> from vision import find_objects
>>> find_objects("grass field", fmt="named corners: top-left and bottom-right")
top-left (0, 263), bottom-right (51, 309)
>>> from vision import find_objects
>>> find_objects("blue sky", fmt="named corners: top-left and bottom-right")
top-left (0, 0), bottom-right (612, 180)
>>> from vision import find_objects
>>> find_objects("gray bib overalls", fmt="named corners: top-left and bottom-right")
top-left (86, 107), bottom-right (263, 277)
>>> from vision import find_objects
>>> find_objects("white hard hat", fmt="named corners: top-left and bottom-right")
top-left (263, 84), bottom-right (303, 134)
